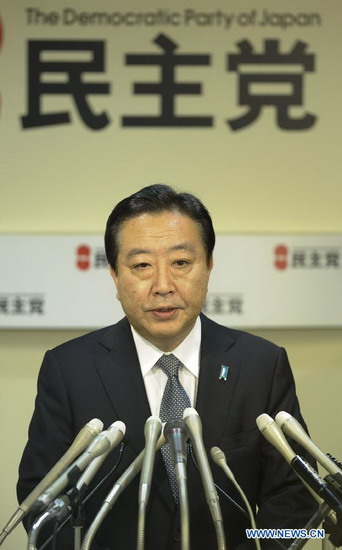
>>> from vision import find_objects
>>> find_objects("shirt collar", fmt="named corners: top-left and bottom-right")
top-left (131, 316), bottom-right (201, 378)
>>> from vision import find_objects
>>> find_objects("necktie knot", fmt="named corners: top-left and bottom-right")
top-left (157, 353), bottom-right (180, 379)
top-left (158, 353), bottom-right (191, 423)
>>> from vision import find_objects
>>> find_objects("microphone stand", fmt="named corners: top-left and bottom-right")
top-left (70, 493), bottom-right (85, 550)
top-left (176, 458), bottom-right (190, 550)
top-left (26, 498), bottom-right (69, 550)
top-left (322, 455), bottom-right (342, 550)
top-left (323, 512), bottom-right (342, 549)
top-left (27, 511), bottom-right (51, 550)
top-left (26, 497), bottom-right (85, 550)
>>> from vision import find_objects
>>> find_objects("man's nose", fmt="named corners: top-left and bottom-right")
top-left (152, 265), bottom-right (175, 296)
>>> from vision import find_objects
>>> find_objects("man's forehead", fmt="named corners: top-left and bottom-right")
top-left (125, 242), bottom-right (197, 260)
top-left (119, 211), bottom-right (200, 237)
top-left (116, 212), bottom-right (205, 254)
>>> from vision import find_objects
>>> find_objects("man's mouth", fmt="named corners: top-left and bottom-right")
top-left (153, 307), bottom-right (176, 312)
top-left (150, 307), bottom-right (180, 318)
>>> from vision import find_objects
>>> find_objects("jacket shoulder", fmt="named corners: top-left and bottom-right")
top-left (201, 313), bottom-right (283, 355)
top-left (48, 317), bottom-right (130, 358)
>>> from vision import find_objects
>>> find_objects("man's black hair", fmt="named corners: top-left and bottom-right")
top-left (105, 183), bottom-right (215, 271)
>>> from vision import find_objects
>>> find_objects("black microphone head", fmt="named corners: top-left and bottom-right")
top-left (163, 419), bottom-right (189, 439)
top-left (163, 420), bottom-right (189, 466)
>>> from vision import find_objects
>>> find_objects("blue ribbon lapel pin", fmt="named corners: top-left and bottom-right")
top-left (219, 365), bottom-right (230, 381)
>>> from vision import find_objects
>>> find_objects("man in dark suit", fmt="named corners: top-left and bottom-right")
top-left (17, 184), bottom-right (317, 549)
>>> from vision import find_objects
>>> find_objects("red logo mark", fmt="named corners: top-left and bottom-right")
top-left (76, 245), bottom-right (91, 270)
top-left (274, 245), bottom-right (288, 270)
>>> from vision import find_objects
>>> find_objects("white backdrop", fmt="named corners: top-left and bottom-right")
top-left (1, 234), bottom-right (341, 328)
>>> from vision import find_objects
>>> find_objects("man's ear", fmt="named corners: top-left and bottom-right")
top-left (209, 255), bottom-right (214, 272)
top-left (109, 266), bottom-right (120, 300)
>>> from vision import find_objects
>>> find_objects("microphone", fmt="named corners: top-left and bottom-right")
top-left (164, 420), bottom-right (190, 550)
top-left (210, 447), bottom-right (235, 483)
top-left (183, 408), bottom-right (226, 550)
top-left (137, 416), bottom-right (162, 550)
top-left (39, 421), bottom-right (126, 522)
top-left (164, 419), bottom-right (189, 468)
top-left (275, 411), bottom-right (342, 478)
top-left (256, 414), bottom-right (342, 515)
top-left (138, 416), bottom-right (163, 506)
top-left (256, 413), bottom-right (295, 463)
top-left (31, 427), bottom-right (119, 515)
top-left (211, 446), bottom-right (261, 550)
top-left (0, 418), bottom-right (103, 546)
top-left (26, 422), bottom-right (126, 550)
top-left (72, 421), bottom-right (126, 503)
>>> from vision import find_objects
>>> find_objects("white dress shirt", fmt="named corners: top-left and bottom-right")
top-left (130, 317), bottom-right (201, 417)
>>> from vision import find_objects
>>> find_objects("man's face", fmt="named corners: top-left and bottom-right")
top-left (110, 211), bottom-right (213, 351)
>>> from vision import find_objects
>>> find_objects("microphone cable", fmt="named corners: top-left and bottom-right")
top-left (189, 443), bottom-right (248, 518)
top-left (37, 440), bottom-right (126, 550)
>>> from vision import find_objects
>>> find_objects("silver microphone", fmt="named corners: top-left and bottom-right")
top-left (183, 408), bottom-right (226, 550)
top-left (76, 421), bottom-right (126, 499)
top-left (31, 427), bottom-right (119, 515)
top-left (137, 416), bottom-right (162, 550)
top-left (275, 411), bottom-right (342, 477)
top-left (138, 416), bottom-right (162, 506)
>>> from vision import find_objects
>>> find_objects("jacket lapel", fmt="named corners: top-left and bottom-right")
top-left (94, 318), bottom-right (176, 512)
top-left (196, 315), bottom-right (242, 450)
top-left (94, 318), bottom-right (151, 455)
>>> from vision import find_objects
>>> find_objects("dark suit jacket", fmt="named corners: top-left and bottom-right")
top-left (17, 314), bottom-right (317, 550)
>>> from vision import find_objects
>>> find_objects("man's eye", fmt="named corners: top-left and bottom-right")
top-left (133, 263), bottom-right (149, 270)
top-left (174, 260), bottom-right (189, 267)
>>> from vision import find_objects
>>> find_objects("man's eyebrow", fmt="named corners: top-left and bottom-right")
top-left (125, 248), bottom-right (151, 260)
top-left (169, 243), bottom-right (196, 253)
top-left (125, 243), bottom-right (196, 260)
